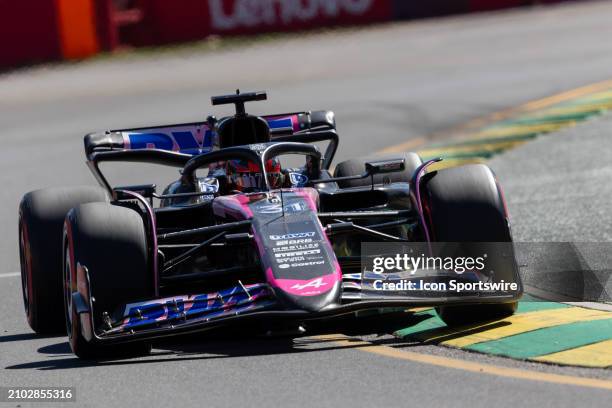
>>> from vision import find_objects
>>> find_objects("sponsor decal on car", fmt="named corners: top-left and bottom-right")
top-left (270, 232), bottom-right (316, 240)
top-left (273, 242), bottom-right (319, 252)
top-left (120, 116), bottom-right (300, 154)
top-left (290, 277), bottom-right (328, 291)
top-left (257, 203), bottom-right (283, 214)
top-left (251, 194), bottom-right (309, 215)
top-left (288, 172), bottom-right (309, 187)
top-left (288, 260), bottom-right (325, 268)
top-left (122, 125), bottom-right (211, 154)
top-left (273, 273), bottom-right (338, 296)
top-left (275, 249), bottom-right (321, 258)
top-left (120, 284), bottom-right (273, 329)
top-left (198, 178), bottom-right (220, 194)
top-left (285, 202), bottom-right (307, 213)
top-left (248, 143), bottom-right (268, 152)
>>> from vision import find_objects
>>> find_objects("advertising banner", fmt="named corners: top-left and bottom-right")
top-left (136, 0), bottom-right (392, 44)
top-left (207, 0), bottom-right (393, 35)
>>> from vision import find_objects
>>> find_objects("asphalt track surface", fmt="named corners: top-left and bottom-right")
top-left (2, 2), bottom-right (612, 407)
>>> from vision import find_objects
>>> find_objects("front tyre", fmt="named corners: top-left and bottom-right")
top-left (64, 203), bottom-right (154, 359)
top-left (423, 164), bottom-right (519, 326)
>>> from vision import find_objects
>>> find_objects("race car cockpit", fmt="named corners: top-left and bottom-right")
top-left (83, 89), bottom-right (339, 212)
top-left (161, 91), bottom-right (311, 206)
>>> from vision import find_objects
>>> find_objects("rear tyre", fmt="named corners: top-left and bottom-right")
top-left (18, 186), bottom-right (108, 334)
top-left (423, 164), bottom-right (518, 326)
top-left (334, 152), bottom-right (423, 188)
top-left (64, 202), bottom-right (154, 359)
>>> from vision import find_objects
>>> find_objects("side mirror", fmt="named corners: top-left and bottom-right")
top-left (310, 158), bottom-right (405, 185)
top-left (365, 158), bottom-right (405, 175)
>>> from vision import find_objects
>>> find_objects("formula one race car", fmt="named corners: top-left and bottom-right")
top-left (18, 91), bottom-right (522, 358)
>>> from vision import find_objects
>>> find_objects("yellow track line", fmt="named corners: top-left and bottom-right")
top-left (377, 79), bottom-right (612, 155)
top-left (377, 137), bottom-right (426, 154)
top-left (418, 140), bottom-right (524, 157)
top-left (533, 340), bottom-right (612, 368)
top-left (522, 79), bottom-right (612, 110)
top-left (313, 334), bottom-right (612, 391)
top-left (524, 102), bottom-right (612, 118)
top-left (409, 307), bottom-right (612, 348)
top-left (474, 122), bottom-right (574, 139)
top-left (579, 91), bottom-right (612, 102)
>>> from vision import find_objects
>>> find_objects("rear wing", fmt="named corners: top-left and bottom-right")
top-left (84, 110), bottom-right (337, 157)
top-left (84, 110), bottom-right (338, 194)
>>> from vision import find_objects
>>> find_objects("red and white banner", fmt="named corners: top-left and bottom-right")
top-left (0, 0), bottom-right (572, 68)
top-left (130, 0), bottom-right (392, 45)
top-left (206, 0), bottom-right (392, 34)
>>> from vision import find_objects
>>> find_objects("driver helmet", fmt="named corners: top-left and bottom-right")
top-left (226, 157), bottom-right (284, 190)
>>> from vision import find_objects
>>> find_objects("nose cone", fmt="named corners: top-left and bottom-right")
top-left (271, 274), bottom-right (341, 312)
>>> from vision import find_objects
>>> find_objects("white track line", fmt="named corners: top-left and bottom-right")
top-left (0, 272), bottom-right (20, 278)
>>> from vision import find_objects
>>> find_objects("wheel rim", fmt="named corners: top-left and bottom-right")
top-left (18, 223), bottom-right (30, 315)
top-left (64, 246), bottom-right (73, 338)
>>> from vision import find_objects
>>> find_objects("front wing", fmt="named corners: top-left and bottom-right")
top-left (78, 271), bottom-right (521, 345)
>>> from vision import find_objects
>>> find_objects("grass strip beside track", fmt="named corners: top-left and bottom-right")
top-left (433, 308), bottom-right (611, 348)
top-left (397, 302), bottom-right (612, 367)
top-left (468, 319), bottom-right (612, 360)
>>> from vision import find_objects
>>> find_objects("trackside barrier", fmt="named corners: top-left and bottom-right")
top-left (0, 1), bottom-right (61, 68)
top-left (0, 0), bottom-right (115, 68)
top-left (120, 0), bottom-right (394, 46)
top-left (0, 0), bottom-right (573, 69)
top-left (115, 0), bottom-right (574, 46)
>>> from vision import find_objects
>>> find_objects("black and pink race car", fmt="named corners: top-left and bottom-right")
top-left (18, 91), bottom-right (522, 358)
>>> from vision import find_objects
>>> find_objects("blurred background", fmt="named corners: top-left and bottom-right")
top-left (0, 0), bottom-right (578, 69)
